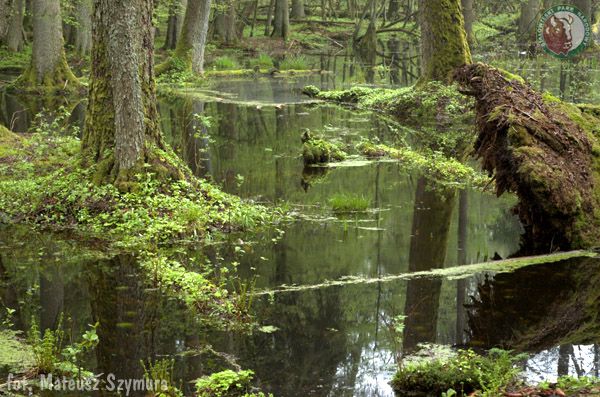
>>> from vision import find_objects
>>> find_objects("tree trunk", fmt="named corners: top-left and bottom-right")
top-left (83, 0), bottom-right (179, 187)
top-left (19, 0), bottom-right (79, 89)
top-left (6, 0), bottom-right (25, 52)
top-left (455, 63), bottom-right (600, 253)
top-left (291, 0), bottom-right (305, 18)
top-left (461, 0), bottom-right (474, 45)
top-left (265, 0), bottom-right (275, 35)
top-left (419, 0), bottom-right (471, 82)
top-left (73, 0), bottom-right (92, 55)
top-left (163, 0), bottom-right (187, 49)
top-left (518, 0), bottom-right (540, 51)
top-left (272, 0), bottom-right (290, 40)
top-left (156, 0), bottom-right (211, 75)
top-left (213, 0), bottom-right (237, 44)
top-left (0, 0), bottom-right (10, 45)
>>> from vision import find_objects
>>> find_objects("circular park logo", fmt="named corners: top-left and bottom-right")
top-left (537, 5), bottom-right (591, 58)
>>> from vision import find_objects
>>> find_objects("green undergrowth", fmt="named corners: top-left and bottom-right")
top-left (0, 45), bottom-right (31, 72)
top-left (0, 132), bottom-right (280, 249)
top-left (393, 344), bottom-right (600, 397)
top-left (0, 117), bottom-right (286, 326)
top-left (0, 329), bottom-right (35, 374)
top-left (392, 346), bottom-right (527, 397)
top-left (303, 81), bottom-right (474, 129)
top-left (195, 369), bottom-right (273, 397)
top-left (357, 141), bottom-right (489, 188)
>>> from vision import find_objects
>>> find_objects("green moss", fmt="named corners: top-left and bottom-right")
top-left (392, 347), bottom-right (526, 396)
top-left (303, 82), bottom-right (474, 135)
top-left (356, 141), bottom-right (489, 188)
top-left (302, 132), bottom-right (347, 165)
top-left (0, 330), bottom-right (35, 374)
top-left (500, 69), bottom-right (526, 84)
top-left (418, 0), bottom-right (472, 82)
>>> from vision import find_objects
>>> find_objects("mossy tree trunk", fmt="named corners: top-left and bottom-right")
top-left (272, 0), bottom-right (290, 40)
top-left (455, 63), bottom-right (600, 253)
top-left (418, 0), bottom-right (471, 83)
top-left (156, 0), bottom-right (211, 75)
top-left (19, 0), bottom-right (79, 90)
top-left (82, 0), bottom-right (183, 188)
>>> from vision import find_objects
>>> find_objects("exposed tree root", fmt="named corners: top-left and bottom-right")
top-left (455, 63), bottom-right (600, 253)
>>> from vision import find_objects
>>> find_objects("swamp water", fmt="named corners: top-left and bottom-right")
top-left (1, 70), bottom-right (600, 396)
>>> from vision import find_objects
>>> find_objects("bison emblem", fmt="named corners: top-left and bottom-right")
top-left (543, 14), bottom-right (574, 55)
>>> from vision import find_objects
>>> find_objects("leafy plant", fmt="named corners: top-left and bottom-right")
top-left (195, 369), bottom-right (254, 397)
top-left (141, 358), bottom-right (183, 397)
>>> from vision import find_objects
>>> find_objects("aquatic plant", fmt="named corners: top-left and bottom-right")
top-left (248, 54), bottom-right (274, 69)
top-left (213, 56), bottom-right (239, 70)
top-left (280, 55), bottom-right (309, 70)
top-left (328, 193), bottom-right (370, 213)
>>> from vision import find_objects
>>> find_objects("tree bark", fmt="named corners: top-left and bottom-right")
top-left (213, 0), bottom-right (238, 44)
top-left (461, 0), bottom-right (474, 44)
top-left (163, 0), bottom-right (187, 49)
top-left (6, 0), bottom-right (25, 52)
top-left (265, 0), bottom-right (275, 35)
top-left (291, 0), bottom-right (305, 18)
top-left (518, 0), bottom-right (540, 51)
top-left (19, 0), bottom-right (79, 89)
top-left (455, 63), bottom-right (600, 253)
top-left (83, 0), bottom-right (176, 186)
top-left (73, 0), bottom-right (92, 55)
top-left (156, 0), bottom-right (211, 75)
top-left (0, 0), bottom-right (10, 45)
top-left (419, 0), bottom-right (471, 83)
top-left (272, 0), bottom-right (290, 40)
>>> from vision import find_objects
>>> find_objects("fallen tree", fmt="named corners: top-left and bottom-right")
top-left (455, 63), bottom-right (600, 253)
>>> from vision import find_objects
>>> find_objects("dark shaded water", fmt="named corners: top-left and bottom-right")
top-left (1, 52), bottom-right (600, 396)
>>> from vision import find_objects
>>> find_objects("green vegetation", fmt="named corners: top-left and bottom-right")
top-left (356, 141), bottom-right (489, 188)
top-left (329, 193), bottom-right (370, 213)
top-left (392, 347), bottom-right (527, 396)
top-left (141, 358), bottom-right (183, 397)
top-left (0, 330), bottom-right (35, 374)
top-left (195, 370), bottom-right (273, 397)
top-left (302, 131), bottom-right (347, 165)
top-left (0, 45), bottom-right (31, 72)
top-left (213, 56), bottom-right (239, 70)
top-left (279, 55), bottom-right (309, 71)
top-left (248, 54), bottom-right (275, 69)
top-left (0, 111), bottom-right (284, 325)
top-left (303, 81), bottom-right (474, 132)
